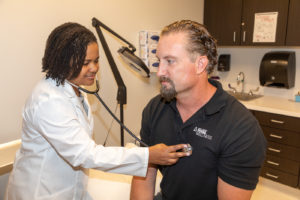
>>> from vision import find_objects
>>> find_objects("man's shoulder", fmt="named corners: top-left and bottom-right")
top-left (142, 95), bottom-right (173, 119)
top-left (145, 94), bottom-right (165, 109)
top-left (219, 95), bottom-right (264, 145)
top-left (228, 97), bottom-right (256, 122)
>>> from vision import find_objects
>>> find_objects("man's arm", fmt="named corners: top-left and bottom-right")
top-left (130, 164), bottom-right (158, 200)
top-left (217, 178), bottom-right (253, 200)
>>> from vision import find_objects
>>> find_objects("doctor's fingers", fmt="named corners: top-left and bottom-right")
top-left (163, 157), bottom-right (180, 165)
top-left (167, 144), bottom-right (188, 152)
top-left (162, 151), bottom-right (191, 165)
top-left (161, 151), bottom-right (192, 165)
top-left (151, 143), bottom-right (191, 156)
top-left (167, 144), bottom-right (192, 157)
top-left (149, 143), bottom-right (177, 165)
top-left (148, 143), bottom-right (191, 165)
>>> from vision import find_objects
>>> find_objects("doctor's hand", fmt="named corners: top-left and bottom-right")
top-left (148, 143), bottom-right (191, 165)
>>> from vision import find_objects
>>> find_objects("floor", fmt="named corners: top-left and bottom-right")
top-left (88, 170), bottom-right (300, 200)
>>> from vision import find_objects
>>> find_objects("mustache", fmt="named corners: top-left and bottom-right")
top-left (159, 76), bottom-right (171, 83)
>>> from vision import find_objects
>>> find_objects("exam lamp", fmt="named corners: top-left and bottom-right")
top-left (92, 17), bottom-right (150, 146)
top-left (118, 47), bottom-right (150, 77)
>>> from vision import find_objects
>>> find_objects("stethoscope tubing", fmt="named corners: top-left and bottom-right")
top-left (91, 92), bottom-right (148, 147)
top-left (70, 80), bottom-right (148, 147)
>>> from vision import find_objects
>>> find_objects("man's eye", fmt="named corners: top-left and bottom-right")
top-left (167, 59), bottom-right (174, 64)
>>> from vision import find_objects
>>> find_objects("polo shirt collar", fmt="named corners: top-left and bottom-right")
top-left (203, 79), bottom-right (227, 116)
top-left (168, 79), bottom-right (227, 117)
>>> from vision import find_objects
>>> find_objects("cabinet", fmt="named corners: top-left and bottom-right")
top-left (286, 0), bottom-right (300, 46)
top-left (204, 0), bottom-right (243, 46)
top-left (242, 0), bottom-right (289, 46)
top-left (204, 0), bottom-right (297, 46)
top-left (252, 110), bottom-right (300, 188)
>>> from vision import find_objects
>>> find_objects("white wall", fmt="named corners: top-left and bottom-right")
top-left (3, 0), bottom-right (297, 147)
top-left (0, 1), bottom-right (203, 198)
top-left (0, 0), bottom-right (204, 145)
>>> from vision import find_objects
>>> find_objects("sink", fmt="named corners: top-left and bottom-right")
top-left (226, 90), bottom-right (263, 101)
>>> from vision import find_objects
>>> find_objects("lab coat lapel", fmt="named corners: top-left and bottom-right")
top-left (81, 92), bottom-right (94, 132)
top-left (62, 82), bottom-right (93, 136)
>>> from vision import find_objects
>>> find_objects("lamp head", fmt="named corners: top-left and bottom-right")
top-left (118, 46), bottom-right (150, 78)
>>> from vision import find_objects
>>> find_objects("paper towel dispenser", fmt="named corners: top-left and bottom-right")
top-left (259, 51), bottom-right (295, 89)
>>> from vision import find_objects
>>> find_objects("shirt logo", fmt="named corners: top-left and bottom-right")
top-left (193, 127), bottom-right (213, 140)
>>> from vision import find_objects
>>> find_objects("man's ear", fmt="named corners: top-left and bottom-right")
top-left (195, 56), bottom-right (208, 74)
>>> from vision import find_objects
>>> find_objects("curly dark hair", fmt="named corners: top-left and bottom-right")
top-left (160, 20), bottom-right (218, 74)
top-left (42, 22), bottom-right (97, 85)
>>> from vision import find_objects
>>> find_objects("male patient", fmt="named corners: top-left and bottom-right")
top-left (130, 20), bottom-right (266, 200)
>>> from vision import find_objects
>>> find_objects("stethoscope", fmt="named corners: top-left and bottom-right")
top-left (66, 79), bottom-right (148, 147)
top-left (65, 79), bottom-right (193, 153)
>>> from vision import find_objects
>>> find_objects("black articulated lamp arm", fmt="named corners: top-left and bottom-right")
top-left (92, 18), bottom-right (126, 105)
top-left (92, 17), bottom-right (150, 78)
top-left (91, 17), bottom-right (150, 146)
top-left (92, 17), bottom-right (136, 52)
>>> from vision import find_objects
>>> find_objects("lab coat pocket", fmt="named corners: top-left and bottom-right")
top-left (36, 149), bottom-right (76, 198)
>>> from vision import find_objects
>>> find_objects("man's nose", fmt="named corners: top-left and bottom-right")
top-left (156, 62), bottom-right (165, 77)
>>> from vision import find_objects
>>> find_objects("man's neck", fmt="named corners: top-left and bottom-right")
top-left (176, 80), bottom-right (216, 123)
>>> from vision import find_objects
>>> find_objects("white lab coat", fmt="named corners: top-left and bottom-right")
top-left (5, 78), bottom-right (148, 200)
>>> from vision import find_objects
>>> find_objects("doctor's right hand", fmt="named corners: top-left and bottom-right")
top-left (148, 143), bottom-right (191, 165)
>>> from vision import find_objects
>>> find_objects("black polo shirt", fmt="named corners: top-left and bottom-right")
top-left (140, 79), bottom-right (266, 200)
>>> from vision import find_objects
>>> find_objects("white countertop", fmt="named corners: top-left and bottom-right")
top-left (239, 95), bottom-right (300, 118)
top-left (0, 140), bottom-right (21, 175)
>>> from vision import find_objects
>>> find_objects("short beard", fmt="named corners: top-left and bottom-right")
top-left (159, 76), bottom-right (177, 102)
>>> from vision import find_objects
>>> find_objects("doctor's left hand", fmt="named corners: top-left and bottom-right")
top-left (148, 143), bottom-right (191, 165)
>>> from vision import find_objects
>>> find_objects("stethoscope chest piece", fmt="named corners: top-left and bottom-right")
top-left (182, 143), bottom-right (192, 153)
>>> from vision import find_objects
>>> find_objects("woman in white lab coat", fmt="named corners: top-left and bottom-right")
top-left (5, 22), bottom-right (189, 200)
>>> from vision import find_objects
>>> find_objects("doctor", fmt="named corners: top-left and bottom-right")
top-left (5, 22), bottom-right (190, 200)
